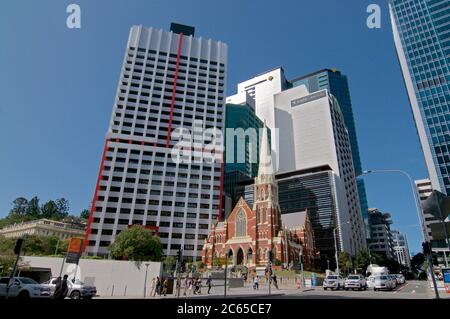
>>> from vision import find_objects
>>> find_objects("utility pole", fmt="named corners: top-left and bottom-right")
top-left (143, 263), bottom-right (150, 298)
top-left (333, 228), bottom-right (340, 276)
top-left (224, 251), bottom-right (229, 298)
top-left (267, 250), bottom-right (273, 295)
top-left (6, 238), bottom-right (24, 300)
top-left (423, 241), bottom-right (440, 299)
top-left (299, 248), bottom-right (305, 288)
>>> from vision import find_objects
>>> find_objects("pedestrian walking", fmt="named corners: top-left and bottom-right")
top-left (175, 277), bottom-right (181, 297)
top-left (206, 276), bottom-right (212, 294)
top-left (54, 275), bottom-right (69, 300)
top-left (149, 278), bottom-right (156, 297)
top-left (52, 277), bottom-right (61, 299)
top-left (188, 278), bottom-right (193, 295)
top-left (161, 277), bottom-right (169, 296)
top-left (272, 274), bottom-right (279, 289)
top-left (183, 277), bottom-right (188, 296)
top-left (253, 275), bottom-right (259, 290)
top-left (153, 276), bottom-right (161, 297)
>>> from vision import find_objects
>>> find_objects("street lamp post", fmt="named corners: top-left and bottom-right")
top-left (333, 228), bottom-right (340, 276)
top-left (143, 263), bottom-right (150, 298)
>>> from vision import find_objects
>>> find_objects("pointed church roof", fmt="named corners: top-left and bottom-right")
top-left (257, 121), bottom-right (274, 177)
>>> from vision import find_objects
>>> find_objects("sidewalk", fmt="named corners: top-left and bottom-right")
top-left (95, 283), bottom-right (318, 299)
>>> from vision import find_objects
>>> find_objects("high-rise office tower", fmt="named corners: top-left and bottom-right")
top-left (390, 0), bottom-right (450, 194)
top-left (392, 230), bottom-right (412, 269)
top-left (232, 67), bottom-right (367, 255)
top-left (415, 178), bottom-right (435, 241)
top-left (84, 24), bottom-right (228, 261)
top-left (290, 69), bottom-right (370, 239)
top-left (368, 208), bottom-right (395, 260)
top-left (223, 92), bottom-right (268, 207)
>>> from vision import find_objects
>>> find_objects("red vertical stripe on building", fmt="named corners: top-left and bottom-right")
top-left (165, 32), bottom-right (183, 147)
top-left (218, 159), bottom-right (225, 222)
top-left (83, 139), bottom-right (110, 252)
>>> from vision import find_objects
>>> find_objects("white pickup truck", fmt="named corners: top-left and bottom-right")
top-left (0, 276), bottom-right (51, 299)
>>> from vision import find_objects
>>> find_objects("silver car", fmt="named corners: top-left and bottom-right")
top-left (323, 275), bottom-right (345, 290)
top-left (373, 275), bottom-right (395, 291)
top-left (0, 277), bottom-right (51, 299)
top-left (344, 275), bottom-right (367, 291)
top-left (44, 277), bottom-right (97, 299)
top-left (394, 274), bottom-right (405, 285)
top-left (388, 275), bottom-right (398, 288)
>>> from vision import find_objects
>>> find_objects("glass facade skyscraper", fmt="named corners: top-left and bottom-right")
top-left (290, 69), bottom-right (370, 239)
top-left (223, 99), bottom-right (269, 206)
top-left (390, 0), bottom-right (450, 194)
top-left (224, 103), bottom-right (265, 178)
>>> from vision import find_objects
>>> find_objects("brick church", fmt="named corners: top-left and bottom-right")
top-left (202, 124), bottom-right (316, 270)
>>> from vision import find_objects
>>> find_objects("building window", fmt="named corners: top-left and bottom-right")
top-left (235, 209), bottom-right (247, 237)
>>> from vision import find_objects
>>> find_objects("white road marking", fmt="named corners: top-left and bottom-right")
top-left (411, 290), bottom-right (416, 294)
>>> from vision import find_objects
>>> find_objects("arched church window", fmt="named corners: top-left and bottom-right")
top-left (235, 209), bottom-right (247, 237)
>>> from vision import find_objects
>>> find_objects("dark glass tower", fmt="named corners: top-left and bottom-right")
top-left (390, 0), bottom-right (450, 195)
top-left (290, 69), bottom-right (370, 239)
top-left (223, 101), bottom-right (269, 205)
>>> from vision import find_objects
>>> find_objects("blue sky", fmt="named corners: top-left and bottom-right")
top-left (0, 0), bottom-right (428, 254)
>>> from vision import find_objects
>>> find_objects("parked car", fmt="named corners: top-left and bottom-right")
top-left (344, 275), bottom-right (367, 291)
top-left (44, 277), bottom-right (97, 299)
top-left (0, 276), bottom-right (51, 299)
top-left (388, 275), bottom-right (398, 288)
top-left (394, 274), bottom-right (405, 285)
top-left (366, 275), bottom-right (375, 288)
top-left (323, 275), bottom-right (345, 290)
top-left (373, 275), bottom-right (396, 291)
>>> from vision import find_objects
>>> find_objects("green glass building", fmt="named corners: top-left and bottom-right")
top-left (223, 97), bottom-right (269, 203)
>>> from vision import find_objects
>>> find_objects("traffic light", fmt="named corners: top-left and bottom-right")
top-left (422, 241), bottom-right (431, 256)
top-left (14, 238), bottom-right (24, 255)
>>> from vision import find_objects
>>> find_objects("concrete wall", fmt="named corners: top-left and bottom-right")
top-left (21, 256), bottom-right (162, 298)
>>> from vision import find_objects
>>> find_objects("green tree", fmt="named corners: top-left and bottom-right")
top-left (213, 256), bottom-right (222, 269)
top-left (0, 235), bottom-right (15, 254)
top-left (338, 252), bottom-right (352, 276)
top-left (354, 249), bottom-right (371, 270)
top-left (0, 254), bottom-right (16, 276)
top-left (9, 197), bottom-right (28, 216)
top-left (55, 198), bottom-right (70, 219)
top-left (411, 253), bottom-right (425, 273)
top-left (41, 200), bottom-right (58, 219)
top-left (195, 261), bottom-right (205, 270)
top-left (26, 196), bottom-right (41, 218)
top-left (80, 209), bottom-right (90, 220)
top-left (109, 226), bottom-right (163, 262)
top-left (163, 256), bottom-right (177, 272)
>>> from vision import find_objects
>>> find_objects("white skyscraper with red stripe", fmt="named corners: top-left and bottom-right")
top-left (84, 24), bottom-right (227, 261)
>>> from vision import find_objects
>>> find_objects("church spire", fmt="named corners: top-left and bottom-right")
top-left (257, 121), bottom-right (274, 178)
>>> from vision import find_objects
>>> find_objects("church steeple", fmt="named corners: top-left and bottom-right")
top-left (253, 122), bottom-right (280, 235)
top-left (257, 121), bottom-right (274, 179)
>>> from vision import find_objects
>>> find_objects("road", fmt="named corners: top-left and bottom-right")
top-left (97, 280), bottom-right (447, 299)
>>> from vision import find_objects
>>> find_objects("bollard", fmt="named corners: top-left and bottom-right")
top-left (124, 285), bottom-right (127, 296)
top-left (111, 285), bottom-right (115, 297)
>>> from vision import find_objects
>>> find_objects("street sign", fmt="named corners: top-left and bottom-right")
top-left (66, 238), bottom-right (83, 264)
top-left (443, 268), bottom-right (450, 294)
